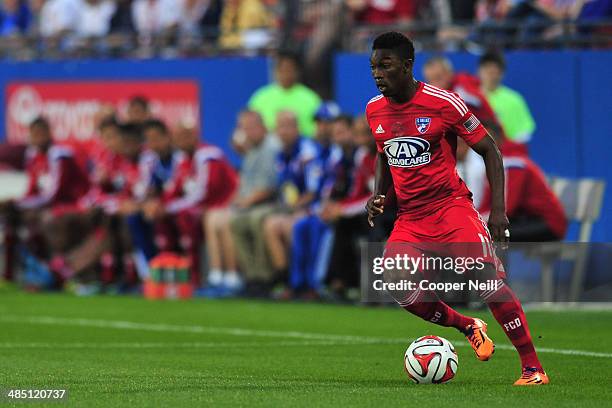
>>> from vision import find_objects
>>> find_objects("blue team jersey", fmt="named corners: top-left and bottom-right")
top-left (151, 155), bottom-right (175, 191)
top-left (316, 143), bottom-right (343, 202)
top-left (276, 138), bottom-right (322, 205)
top-left (135, 149), bottom-right (185, 199)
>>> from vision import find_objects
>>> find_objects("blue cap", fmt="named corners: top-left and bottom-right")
top-left (314, 101), bottom-right (341, 121)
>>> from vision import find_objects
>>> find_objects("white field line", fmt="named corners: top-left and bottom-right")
top-left (0, 315), bottom-right (394, 344)
top-left (2, 315), bottom-right (612, 359)
top-left (0, 340), bottom-right (355, 349)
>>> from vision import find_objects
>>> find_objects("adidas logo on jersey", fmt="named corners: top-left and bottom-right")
top-left (375, 124), bottom-right (385, 134)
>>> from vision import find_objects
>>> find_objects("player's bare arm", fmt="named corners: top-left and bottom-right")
top-left (366, 151), bottom-right (392, 227)
top-left (470, 134), bottom-right (509, 242)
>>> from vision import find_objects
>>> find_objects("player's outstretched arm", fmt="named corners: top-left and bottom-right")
top-left (366, 152), bottom-right (392, 227)
top-left (470, 134), bottom-right (509, 243)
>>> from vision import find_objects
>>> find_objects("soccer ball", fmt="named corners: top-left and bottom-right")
top-left (404, 335), bottom-right (458, 384)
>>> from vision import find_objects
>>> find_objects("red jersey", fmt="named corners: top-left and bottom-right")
top-left (90, 149), bottom-right (124, 190)
top-left (499, 139), bottom-right (529, 157)
top-left (355, 0), bottom-right (417, 24)
top-left (366, 82), bottom-right (487, 220)
top-left (60, 138), bottom-right (95, 173)
top-left (479, 155), bottom-right (568, 239)
top-left (18, 145), bottom-right (90, 209)
top-left (163, 144), bottom-right (238, 213)
top-left (451, 73), bottom-right (499, 129)
top-left (81, 151), bottom-right (141, 213)
top-left (451, 73), bottom-right (529, 157)
top-left (339, 147), bottom-right (377, 216)
top-left (86, 138), bottom-right (112, 173)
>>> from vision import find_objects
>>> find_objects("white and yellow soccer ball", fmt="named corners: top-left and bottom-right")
top-left (404, 335), bottom-right (458, 384)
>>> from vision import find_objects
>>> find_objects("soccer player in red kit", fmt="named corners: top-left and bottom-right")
top-left (478, 154), bottom-right (567, 241)
top-left (0, 117), bottom-right (90, 283)
top-left (144, 124), bottom-right (238, 286)
top-left (365, 32), bottom-right (548, 385)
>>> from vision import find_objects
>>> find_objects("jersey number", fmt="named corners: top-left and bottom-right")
top-left (478, 233), bottom-right (494, 258)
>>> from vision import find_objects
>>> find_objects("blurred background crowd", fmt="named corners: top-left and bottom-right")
top-left (0, 0), bottom-right (611, 98)
top-left (0, 44), bottom-right (573, 301)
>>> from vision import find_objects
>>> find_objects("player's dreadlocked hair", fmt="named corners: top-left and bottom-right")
top-left (372, 32), bottom-right (415, 62)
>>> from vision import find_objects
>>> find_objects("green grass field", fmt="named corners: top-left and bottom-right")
top-left (1, 286), bottom-right (611, 407)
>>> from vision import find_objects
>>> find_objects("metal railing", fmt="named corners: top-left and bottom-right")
top-left (0, 18), bottom-right (610, 61)
top-left (347, 19), bottom-right (612, 52)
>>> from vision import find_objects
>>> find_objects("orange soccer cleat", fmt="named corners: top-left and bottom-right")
top-left (513, 367), bottom-right (550, 385)
top-left (465, 318), bottom-right (495, 361)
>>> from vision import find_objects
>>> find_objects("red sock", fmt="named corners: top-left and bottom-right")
top-left (399, 290), bottom-right (473, 332)
top-left (123, 255), bottom-right (137, 284)
top-left (100, 252), bottom-right (115, 284)
top-left (484, 281), bottom-right (542, 370)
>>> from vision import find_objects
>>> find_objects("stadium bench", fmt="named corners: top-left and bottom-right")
top-left (538, 177), bottom-right (606, 302)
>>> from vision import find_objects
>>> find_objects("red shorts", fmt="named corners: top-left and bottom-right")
top-left (386, 197), bottom-right (505, 278)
